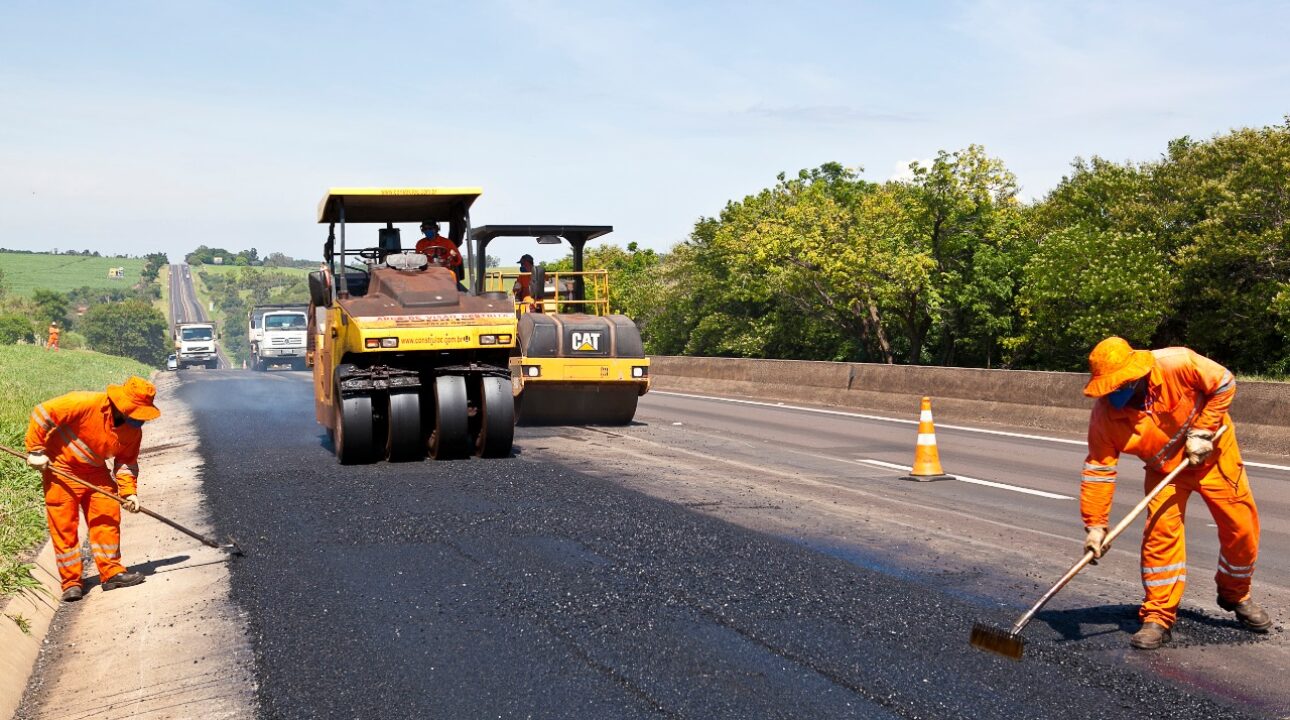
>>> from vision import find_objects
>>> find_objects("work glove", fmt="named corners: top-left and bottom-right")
top-left (1084, 526), bottom-right (1108, 559)
top-left (26, 452), bottom-right (49, 470)
top-left (121, 495), bottom-right (142, 513)
top-left (1185, 429), bottom-right (1216, 465)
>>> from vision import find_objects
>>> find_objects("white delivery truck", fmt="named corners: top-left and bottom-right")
top-left (249, 304), bottom-right (309, 371)
top-left (175, 322), bottom-right (218, 369)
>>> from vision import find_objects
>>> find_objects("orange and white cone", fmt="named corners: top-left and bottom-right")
top-left (900, 396), bottom-right (955, 482)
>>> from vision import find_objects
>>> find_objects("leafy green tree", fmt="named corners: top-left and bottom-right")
top-left (31, 289), bottom-right (70, 328)
top-left (0, 314), bottom-right (34, 344)
top-left (141, 252), bottom-right (169, 282)
top-left (81, 300), bottom-right (169, 366)
top-left (1012, 226), bottom-right (1176, 369)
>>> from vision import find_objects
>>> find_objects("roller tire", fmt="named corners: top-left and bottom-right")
top-left (386, 390), bottom-right (423, 462)
top-left (475, 376), bottom-right (515, 458)
top-left (429, 376), bottom-right (470, 460)
top-left (334, 389), bottom-right (375, 465)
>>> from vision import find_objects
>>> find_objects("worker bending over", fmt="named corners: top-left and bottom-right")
top-left (1080, 337), bottom-right (1269, 649)
top-left (26, 376), bottom-right (160, 601)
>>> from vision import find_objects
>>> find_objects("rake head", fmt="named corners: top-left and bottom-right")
top-left (970, 623), bottom-right (1025, 660)
top-left (222, 536), bottom-right (245, 557)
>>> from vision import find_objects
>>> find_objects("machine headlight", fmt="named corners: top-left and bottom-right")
top-left (523, 365), bottom-right (541, 377)
top-left (365, 337), bottom-right (399, 348)
top-left (631, 366), bottom-right (648, 378)
top-left (479, 334), bottom-right (497, 345)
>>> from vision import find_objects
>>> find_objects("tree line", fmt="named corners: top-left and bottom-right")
top-left (578, 121), bottom-right (1290, 376)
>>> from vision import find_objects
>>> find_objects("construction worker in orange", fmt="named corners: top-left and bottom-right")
top-left (513, 254), bottom-right (535, 303)
top-left (1080, 336), bottom-right (1268, 650)
top-left (415, 221), bottom-right (462, 275)
top-left (45, 321), bottom-right (60, 351)
top-left (25, 376), bottom-right (160, 602)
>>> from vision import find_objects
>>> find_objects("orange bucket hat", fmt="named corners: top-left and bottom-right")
top-left (1083, 336), bottom-right (1155, 398)
top-left (106, 376), bottom-right (161, 421)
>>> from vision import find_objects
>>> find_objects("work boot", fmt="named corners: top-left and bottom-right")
top-left (101, 571), bottom-right (145, 591)
top-left (1130, 621), bottom-right (1172, 650)
top-left (1218, 596), bottom-right (1273, 632)
top-left (60, 586), bottom-right (83, 602)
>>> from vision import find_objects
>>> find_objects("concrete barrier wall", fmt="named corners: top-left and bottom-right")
top-left (649, 356), bottom-right (1290, 458)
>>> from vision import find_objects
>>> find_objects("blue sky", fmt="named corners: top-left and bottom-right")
top-left (2, 1), bottom-right (1287, 263)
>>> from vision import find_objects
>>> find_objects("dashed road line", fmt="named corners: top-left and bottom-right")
top-left (651, 391), bottom-right (1290, 473)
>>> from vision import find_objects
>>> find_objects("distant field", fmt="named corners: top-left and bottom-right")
top-left (0, 252), bottom-right (147, 296)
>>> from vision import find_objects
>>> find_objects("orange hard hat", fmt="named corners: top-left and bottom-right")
top-left (107, 376), bottom-right (161, 421)
top-left (1083, 336), bottom-right (1154, 398)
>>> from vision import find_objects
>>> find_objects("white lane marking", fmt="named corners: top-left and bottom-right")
top-left (651, 390), bottom-right (1290, 473)
top-left (852, 459), bottom-right (1073, 500)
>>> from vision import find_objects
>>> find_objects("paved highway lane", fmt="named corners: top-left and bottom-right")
top-left (169, 263), bottom-right (230, 368)
top-left (182, 372), bottom-right (1280, 719)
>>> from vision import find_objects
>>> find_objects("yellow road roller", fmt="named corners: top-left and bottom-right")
top-left (308, 188), bottom-right (517, 463)
top-left (471, 225), bottom-right (650, 425)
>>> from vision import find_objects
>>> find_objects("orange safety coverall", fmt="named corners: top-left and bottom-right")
top-left (415, 235), bottom-right (462, 269)
top-left (1081, 347), bottom-right (1255, 628)
top-left (46, 326), bottom-right (60, 351)
top-left (513, 273), bottom-right (531, 302)
top-left (26, 391), bottom-right (142, 590)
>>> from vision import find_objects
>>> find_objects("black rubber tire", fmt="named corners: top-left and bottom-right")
top-left (386, 390), bottom-right (423, 462)
top-left (429, 376), bottom-right (470, 460)
top-left (335, 390), bottom-right (375, 465)
top-left (475, 376), bottom-right (515, 458)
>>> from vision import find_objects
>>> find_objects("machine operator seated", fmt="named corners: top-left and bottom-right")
top-left (415, 222), bottom-right (462, 273)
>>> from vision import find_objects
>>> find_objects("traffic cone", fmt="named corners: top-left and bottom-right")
top-left (900, 396), bottom-right (955, 482)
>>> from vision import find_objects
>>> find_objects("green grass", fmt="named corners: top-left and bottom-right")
top-left (0, 345), bottom-right (152, 606)
top-left (157, 265), bottom-right (170, 324)
top-left (0, 251), bottom-right (147, 297)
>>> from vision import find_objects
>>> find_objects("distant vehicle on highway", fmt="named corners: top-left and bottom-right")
top-left (175, 322), bottom-right (218, 369)
top-left (249, 304), bottom-right (308, 371)
top-left (166, 353), bottom-right (178, 371)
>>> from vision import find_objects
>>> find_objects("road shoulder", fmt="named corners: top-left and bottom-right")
top-left (14, 373), bottom-right (257, 720)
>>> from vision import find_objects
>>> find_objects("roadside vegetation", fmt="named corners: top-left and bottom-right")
top-left (0, 252), bottom-right (169, 367)
top-left (574, 120), bottom-right (1290, 377)
top-left (0, 345), bottom-right (152, 613)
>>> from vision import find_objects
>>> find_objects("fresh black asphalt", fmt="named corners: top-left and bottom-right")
top-left (183, 373), bottom-right (1268, 719)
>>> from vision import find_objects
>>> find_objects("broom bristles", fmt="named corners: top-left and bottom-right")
top-left (970, 623), bottom-right (1025, 660)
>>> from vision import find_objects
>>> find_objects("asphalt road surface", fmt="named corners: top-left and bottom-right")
top-left (185, 372), bottom-right (1290, 719)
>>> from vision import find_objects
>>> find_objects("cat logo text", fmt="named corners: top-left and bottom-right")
top-left (571, 331), bottom-right (602, 352)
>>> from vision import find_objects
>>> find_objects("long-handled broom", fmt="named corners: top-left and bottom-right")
top-left (969, 425), bottom-right (1226, 660)
top-left (1, 443), bottom-right (243, 556)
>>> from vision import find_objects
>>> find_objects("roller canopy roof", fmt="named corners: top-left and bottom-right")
top-left (470, 225), bottom-right (613, 244)
top-left (317, 187), bottom-right (483, 223)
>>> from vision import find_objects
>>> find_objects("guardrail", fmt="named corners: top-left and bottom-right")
top-left (648, 356), bottom-right (1290, 458)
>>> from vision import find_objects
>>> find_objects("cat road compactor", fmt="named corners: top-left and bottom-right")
top-left (473, 225), bottom-right (650, 425)
top-left (309, 188), bottom-right (516, 464)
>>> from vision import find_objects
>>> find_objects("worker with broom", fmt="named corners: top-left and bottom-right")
top-left (1080, 337), bottom-right (1270, 649)
top-left (25, 376), bottom-right (160, 602)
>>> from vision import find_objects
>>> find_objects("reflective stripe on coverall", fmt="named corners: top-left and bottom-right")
top-left (26, 391), bottom-right (142, 590)
top-left (1081, 347), bottom-right (1255, 628)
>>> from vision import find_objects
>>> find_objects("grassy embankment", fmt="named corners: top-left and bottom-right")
top-left (0, 252), bottom-right (146, 297)
top-left (157, 264), bottom-right (170, 323)
top-left (0, 345), bottom-right (152, 620)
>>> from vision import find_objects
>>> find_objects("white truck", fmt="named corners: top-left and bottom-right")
top-left (249, 304), bottom-right (309, 371)
top-left (175, 322), bottom-right (218, 369)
